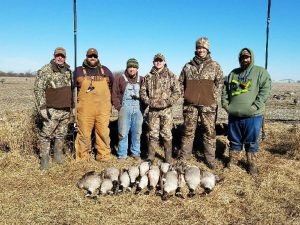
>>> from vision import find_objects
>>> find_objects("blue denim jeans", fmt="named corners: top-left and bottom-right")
top-left (228, 115), bottom-right (262, 153)
top-left (118, 105), bottom-right (143, 158)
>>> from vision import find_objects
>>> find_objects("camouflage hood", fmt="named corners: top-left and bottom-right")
top-left (50, 59), bottom-right (70, 73)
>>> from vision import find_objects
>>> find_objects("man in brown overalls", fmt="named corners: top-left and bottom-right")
top-left (74, 48), bottom-right (114, 161)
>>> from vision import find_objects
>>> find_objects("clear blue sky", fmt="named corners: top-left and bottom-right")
top-left (0, 0), bottom-right (299, 81)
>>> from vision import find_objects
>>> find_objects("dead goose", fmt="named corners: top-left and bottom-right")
top-left (128, 165), bottom-right (140, 188)
top-left (161, 169), bottom-right (178, 201)
top-left (200, 171), bottom-right (223, 195)
top-left (102, 167), bottom-right (120, 193)
top-left (184, 165), bottom-right (201, 198)
top-left (100, 178), bottom-right (114, 195)
top-left (77, 171), bottom-right (102, 199)
top-left (139, 161), bottom-right (151, 177)
top-left (156, 162), bottom-right (171, 196)
top-left (119, 169), bottom-right (131, 193)
top-left (144, 165), bottom-right (160, 195)
top-left (135, 174), bottom-right (149, 195)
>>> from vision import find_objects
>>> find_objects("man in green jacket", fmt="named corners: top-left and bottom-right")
top-left (221, 48), bottom-right (271, 175)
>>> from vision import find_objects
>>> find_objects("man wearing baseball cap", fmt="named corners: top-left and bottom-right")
top-left (178, 37), bottom-right (224, 170)
top-left (34, 47), bottom-right (72, 169)
top-left (74, 48), bottom-right (114, 162)
top-left (140, 53), bottom-right (181, 163)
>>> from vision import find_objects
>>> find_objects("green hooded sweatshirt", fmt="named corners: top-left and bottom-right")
top-left (221, 48), bottom-right (271, 117)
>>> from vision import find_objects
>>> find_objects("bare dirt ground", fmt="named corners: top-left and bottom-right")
top-left (0, 77), bottom-right (299, 225)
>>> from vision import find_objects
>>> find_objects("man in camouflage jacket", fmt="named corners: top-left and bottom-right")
top-left (34, 47), bottom-right (72, 170)
top-left (178, 37), bottom-right (223, 169)
top-left (140, 53), bottom-right (180, 163)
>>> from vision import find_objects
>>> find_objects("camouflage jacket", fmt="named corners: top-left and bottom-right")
top-left (178, 55), bottom-right (223, 112)
top-left (34, 60), bottom-right (72, 111)
top-left (140, 66), bottom-right (180, 110)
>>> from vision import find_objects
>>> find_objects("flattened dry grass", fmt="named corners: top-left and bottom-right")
top-left (0, 77), bottom-right (300, 224)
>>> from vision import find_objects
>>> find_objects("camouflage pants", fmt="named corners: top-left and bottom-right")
top-left (38, 109), bottom-right (70, 155)
top-left (148, 107), bottom-right (173, 142)
top-left (181, 105), bottom-right (216, 162)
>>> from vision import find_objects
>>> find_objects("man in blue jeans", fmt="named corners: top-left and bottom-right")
top-left (112, 58), bottom-right (143, 160)
top-left (221, 48), bottom-right (271, 175)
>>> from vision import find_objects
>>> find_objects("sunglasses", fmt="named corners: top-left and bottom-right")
top-left (55, 54), bottom-right (65, 58)
top-left (88, 54), bottom-right (98, 59)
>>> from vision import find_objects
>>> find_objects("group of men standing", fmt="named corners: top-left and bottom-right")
top-left (34, 37), bottom-right (271, 176)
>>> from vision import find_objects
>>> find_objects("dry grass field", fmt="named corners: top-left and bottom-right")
top-left (0, 77), bottom-right (299, 225)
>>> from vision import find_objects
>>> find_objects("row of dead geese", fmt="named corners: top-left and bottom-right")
top-left (77, 161), bottom-right (223, 201)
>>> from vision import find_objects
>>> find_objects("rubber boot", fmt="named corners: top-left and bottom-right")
top-left (39, 141), bottom-right (50, 170)
top-left (178, 142), bottom-right (193, 160)
top-left (40, 153), bottom-right (50, 170)
top-left (203, 143), bottom-right (216, 170)
top-left (53, 138), bottom-right (64, 164)
top-left (228, 150), bottom-right (242, 168)
top-left (246, 152), bottom-right (258, 176)
top-left (163, 140), bottom-right (173, 163)
top-left (147, 140), bottom-right (158, 162)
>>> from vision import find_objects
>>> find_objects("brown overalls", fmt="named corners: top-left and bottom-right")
top-left (75, 67), bottom-right (111, 161)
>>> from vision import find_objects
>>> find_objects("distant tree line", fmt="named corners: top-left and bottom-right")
top-left (0, 70), bottom-right (36, 77)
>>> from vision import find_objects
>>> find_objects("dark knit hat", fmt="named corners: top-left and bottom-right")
top-left (127, 58), bottom-right (139, 69)
top-left (86, 48), bottom-right (98, 57)
top-left (54, 47), bottom-right (66, 57)
top-left (153, 53), bottom-right (165, 61)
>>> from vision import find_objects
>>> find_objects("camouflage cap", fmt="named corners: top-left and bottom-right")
top-left (196, 37), bottom-right (210, 51)
top-left (153, 53), bottom-right (165, 61)
top-left (240, 49), bottom-right (251, 57)
top-left (54, 47), bottom-right (66, 57)
top-left (86, 48), bottom-right (98, 57)
top-left (127, 58), bottom-right (139, 69)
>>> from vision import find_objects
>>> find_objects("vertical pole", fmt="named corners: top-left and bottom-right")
top-left (71, 0), bottom-right (78, 152)
top-left (265, 0), bottom-right (271, 70)
top-left (262, 0), bottom-right (271, 141)
top-left (73, 0), bottom-right (77, 123)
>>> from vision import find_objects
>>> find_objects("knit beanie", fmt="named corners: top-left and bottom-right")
top-left (195, 37), bottom-right (210, 51)
top-left (127, 58), bottom-right (139, 69)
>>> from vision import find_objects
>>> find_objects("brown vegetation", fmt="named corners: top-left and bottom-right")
top-left (0, 77), bottom-right (299, 224)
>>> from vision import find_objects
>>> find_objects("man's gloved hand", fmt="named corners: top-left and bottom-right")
top-left (40, 108), bottom-right (49, 120)
top-left (131, 95), bottom-right (140, 100)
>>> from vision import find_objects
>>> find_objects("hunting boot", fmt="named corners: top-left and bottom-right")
top-left (147, 140), bottom-right (158, 162)
top-left (227, 150), bottom-right (242, 168)
top-left (203, 143), bottom-right (216, 170)
top-left (178, 142), bottom-right (193, 161)
top-left (39, 141), bottom-right (50, 170)
top-left (53, 138), bottom-right (64, 164)
top-left (163, 140), bottom-right (173, 163)
top-left (246, 152), bottom-right (258, 176)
